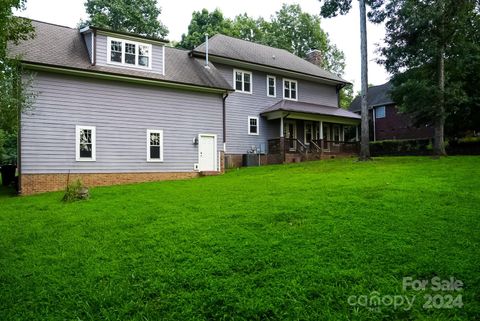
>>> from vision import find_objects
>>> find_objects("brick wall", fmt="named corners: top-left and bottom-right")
top-left (20, 172), bottom-right (199, 195)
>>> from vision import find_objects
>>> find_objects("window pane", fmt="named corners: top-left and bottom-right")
top-left (244, 82), bottom-right (250, 92)
top-left (376, 106), bottom-right (386, 118)
top-left (269, 78), bottom-right (274, 86)
top-left (80, 129), bottom-right (91, 144)
top-left (235, 81), bottom-right (243, 91)
top-left (80, 144), bottom-right (92, 158)
top-left (291, 82), bottom-right (296, 91)
top-left (291, 89), bottom-right (297, 99)
top-left (139, 56), bottom-right (149, 67)
top-left (125, 43), bottom-right (136, 65)
top-left (139, 45), bottom-right (149, 56)
top-left (269, 86), bottom-right (275, 96)
top-left (250, 125), bottom-right (257, 134)
top-left (110, 41), bottom-right (122, 62)
top-left (244, 73), bottom-right (250, 84)
top-left (284, 88), bottom-right (290, 98)
top-left (284, 80), bottom-right (290, 90)
top-left (150, 146), bottom-right (160, 159)
top-left (150, 133), bottom-right (160, 146)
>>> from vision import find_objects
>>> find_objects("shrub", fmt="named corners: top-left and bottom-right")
top-left (370, 139), bottom-right (432, 156)
top-left (62, 179), bottom-right (89, 202)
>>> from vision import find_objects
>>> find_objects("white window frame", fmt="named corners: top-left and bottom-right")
top-left (375, 106), bottom-right (386, 119)
top-left (266, 75), bottom-right (276, 97)
top-left (283, 78), bottom-right (298, 101)
top-left (248, 116), bottom-right (259, 135)
top-left (233, 69), bottom-right (253, 94)
top-left (75, 125), bottom-right (96, 162)
top-left (107, 36), bottom-right (153, 70)
top-left (147, 129), bottom-right (164, 162)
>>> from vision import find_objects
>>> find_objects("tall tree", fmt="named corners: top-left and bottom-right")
top-left (319, 0), bottom-right (384, 160)
top-left (178, 5), bottom-right (345, 76)
top-left (0, 0), bottom-right (35, 164)
top-left (83, 0), bottom-right (168, 39)
top-left (178, 9), bottom-right (233, 49)
top-left (264, 4), bottom-right (345, 75)
top-left (377, 0), bottom-right (479, 155)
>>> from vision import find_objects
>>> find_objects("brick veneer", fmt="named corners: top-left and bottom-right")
top-left (20, 172), bottom-right (200, 195)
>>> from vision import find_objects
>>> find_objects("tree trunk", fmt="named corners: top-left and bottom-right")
top-left (359, 0), bottom-right (370, 160)
top-left (433, 48), bottom-right (447, 156)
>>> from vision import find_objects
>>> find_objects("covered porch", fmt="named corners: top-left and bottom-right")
top-left (261, 100), bottom-right (361, 163)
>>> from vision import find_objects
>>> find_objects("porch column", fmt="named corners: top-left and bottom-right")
top-left (320, 121), bottom-right (323, 139)
top-left (341, 125), bottom-right (345, 141)
top-left (356, 125), bottom-right (359, 141)
top-left (280, 115), bottom-right (284, 137)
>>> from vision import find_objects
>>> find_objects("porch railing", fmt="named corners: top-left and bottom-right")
top-left (268, 138), bottom-right (359, 155)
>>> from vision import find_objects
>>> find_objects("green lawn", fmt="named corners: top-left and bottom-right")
top-left (1, 157), bottom-right (479, 320)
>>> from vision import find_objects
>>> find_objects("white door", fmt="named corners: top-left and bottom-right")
top-left (198, 134), bottom-right (217, 171)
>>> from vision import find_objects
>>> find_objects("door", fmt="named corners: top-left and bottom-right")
top-left (198, 134), bottom-right (217, 171)
top-left (283, 120), bottom-right (297, 151)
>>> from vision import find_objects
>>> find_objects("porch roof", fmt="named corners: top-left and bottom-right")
top-left (261, 100), bottom-right (361, 120)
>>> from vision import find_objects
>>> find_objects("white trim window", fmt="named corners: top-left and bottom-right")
top-left (234, 69), bottom-right (252, 93)
top-left (107, 37), bottom-right (152, 69)
top-left (248, 116), bottom-right (259, 135)
top-left (147, 129), bottom-right (164, 162)
top-left (267, 75), bottom-right (276, 97)
top-left (283, 78), bottom-right (298, 100)
top-left (375, 106), bottom-right (386, 118)
top-left (76, 125), bottom-right (96, 161)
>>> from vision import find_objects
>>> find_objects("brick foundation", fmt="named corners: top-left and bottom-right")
top-left (20, 172), bottom-right (200, 195)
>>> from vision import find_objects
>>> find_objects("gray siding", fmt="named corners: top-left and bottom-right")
top-left (21, 72), bottom-right (223, 174)
top-left (83, 32), bottom-right (93, 64)
top-left (216, 63), bottom-right (338, 154)
top-left (95, 34), bottom-right (164, 75)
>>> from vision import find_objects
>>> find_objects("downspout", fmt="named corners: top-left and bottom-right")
top-left (372, 107), bottom-right (376, 142)
top-left (17, 80), bottom-right (22, 195)
top-left (222, 92), bottom-right (228, 152)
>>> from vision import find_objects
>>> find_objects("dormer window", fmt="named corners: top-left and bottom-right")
top-left (107, 37), bottom-right (152, 69)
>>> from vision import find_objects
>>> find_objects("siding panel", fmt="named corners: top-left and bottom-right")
top-left (217, 63), bottom-right (339, 154)
top-left (21, 72), bottom-right (223, 174)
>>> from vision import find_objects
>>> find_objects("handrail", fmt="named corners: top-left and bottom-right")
top-left (310, 140), bottom-right (321, 152)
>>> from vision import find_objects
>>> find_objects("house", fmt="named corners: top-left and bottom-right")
top-left (10, 20), bottom-right (361, 195)
top-left (349, 82), bottom-right (434, 141)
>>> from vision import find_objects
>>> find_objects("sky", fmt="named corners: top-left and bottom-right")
top-left (16, 0), bottom-right (391, 91)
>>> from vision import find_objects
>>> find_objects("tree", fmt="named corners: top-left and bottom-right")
top-left (319, 0), bottom-right (385, 160)
top-left (83, 0), bottom-right (168, 39)
top-left (264, 4), bottom-right (345, 75)
top-left (339, 84), bottom-right (354, 109)
top-left (378, 0), bottom-right (480, 155)
top-left (178, 9), bottom-right (233, 49)
top-left (0, 0), bottom-right (35, 164)
top-left (179, 5), bottom-right (345, 76)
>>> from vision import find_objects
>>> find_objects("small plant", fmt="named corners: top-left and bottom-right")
top-left (62, 179), bottom-right (89, 202)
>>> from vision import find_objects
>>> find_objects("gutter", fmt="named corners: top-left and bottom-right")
top-left (22, 62), bottom-right (233, 94)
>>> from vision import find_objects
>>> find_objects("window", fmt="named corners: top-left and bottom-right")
top-left (283, 79), bottom-right (298, 100)
top-left (234, 69), bottom-right (252, 93)
top-left (376, 106), bottom-right (386, 118)
top-left (76, 125), bottom-right (96, 161)
top-left (333, 125), bottom-right (341, 143)
top-left (248, 117), bottom-right (259, 135)
top-left (107, 37), bottom-right (152, 69)
top-left (267, 75), bottom-right (276, 97)
top-left (147, 130), bottom-right (163, 162)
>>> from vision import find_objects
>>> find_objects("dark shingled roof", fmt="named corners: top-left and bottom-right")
top-left (261, 100), bottom-right (361, 120)
top-left (193, 34), bottom-right (348, 84)
top-left (349, 82), bottom-right (394, 112)
top-left (8, 20), bottom-right (232, 91)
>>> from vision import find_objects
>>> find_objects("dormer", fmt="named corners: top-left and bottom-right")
top-left (80, 26), bottom-right (168, 75)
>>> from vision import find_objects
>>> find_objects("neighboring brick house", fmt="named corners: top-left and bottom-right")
top-left (10, 20), bottom-right (360, 194)
top-left (349, 82), bottom-right (434, 141)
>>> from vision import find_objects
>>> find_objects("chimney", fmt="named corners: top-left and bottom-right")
top-left (305, 49), bottom-right (323, 67)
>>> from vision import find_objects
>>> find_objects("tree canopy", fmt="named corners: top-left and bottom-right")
top-left (0, 0), bottom-right (35, 164)
top-left (83, 0), bottom-right (168, 39)
top-left (378, 0), bottom-right (480, 148)
top-left (178, 4), bottom-right (345, 76)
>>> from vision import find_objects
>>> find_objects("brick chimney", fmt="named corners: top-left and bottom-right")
top-left (305, 49), bottom-right (323, 67)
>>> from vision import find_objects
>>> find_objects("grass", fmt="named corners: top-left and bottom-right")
top-left (0, 156), bottom-right (479, 320)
